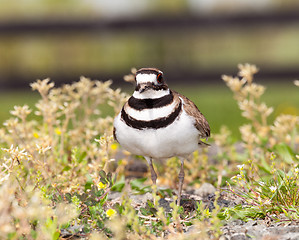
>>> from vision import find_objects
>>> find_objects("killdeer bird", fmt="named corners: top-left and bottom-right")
top-left (113, 68), bottom-right (210, 205)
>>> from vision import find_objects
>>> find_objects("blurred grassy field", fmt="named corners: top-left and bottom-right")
top-left (0, 82), bottom-right (298, 137)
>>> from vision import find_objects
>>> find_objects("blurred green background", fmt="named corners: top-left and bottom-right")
top-left (0, 0), bottom-right (298, 136)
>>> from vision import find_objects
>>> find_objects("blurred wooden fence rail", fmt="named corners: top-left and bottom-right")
top-left (0, 10), bottom-right (299, 88)
top-left (1, 10), bottom-right (299, 34)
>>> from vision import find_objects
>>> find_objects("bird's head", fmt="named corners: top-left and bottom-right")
top-left (134, 68), bottom-right (168, 97)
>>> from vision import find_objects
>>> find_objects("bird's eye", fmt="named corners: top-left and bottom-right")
top-left (157, 73), bottom-right (163, 83)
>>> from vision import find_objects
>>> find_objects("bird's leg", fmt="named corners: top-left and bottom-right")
top-left (149, 159), bottom-right (157, 185)
top-left (177, 158), bottom-right (185, 206)
top-left (145, 157), bottom-right (158, 205)
top-left (146, 157), bottom-right (157, 185)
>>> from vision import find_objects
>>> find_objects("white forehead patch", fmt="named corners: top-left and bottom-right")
top-left (136, 73), bottom-right (157, 84)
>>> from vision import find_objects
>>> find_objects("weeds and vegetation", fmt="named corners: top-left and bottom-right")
top-left (0, 64), bottom-right (298, 239)
top-left (221, 64), bottom-right (299, 222)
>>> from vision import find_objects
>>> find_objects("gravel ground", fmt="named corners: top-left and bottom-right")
top-left (117, 147), bottom-right (299, 239)
top-left (222, 220), bottom-right (299, 240)
top-left (108, 181), bottom-right (299, 240)
top-left (60, 182), bottom-right (299, 239)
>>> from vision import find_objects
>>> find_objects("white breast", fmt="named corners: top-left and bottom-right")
top-left (113, 107), bottom-right (199, 159)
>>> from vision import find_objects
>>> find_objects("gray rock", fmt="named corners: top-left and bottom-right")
top-left (219, 236), bottom-right (229, 240)
top-left (245, 220), bottom-right (258, 227)
top-left (231, 233), bottom-right (247, 240)
top-left (130, 192), bottom-right (153, 207)
top-left (194, 182), bottom-right (216, 198)
top-left (222, 223), bottom-right (299, 240)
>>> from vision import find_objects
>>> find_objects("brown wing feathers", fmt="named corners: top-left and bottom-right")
top-left (173, 91), bottom-right (210, 139)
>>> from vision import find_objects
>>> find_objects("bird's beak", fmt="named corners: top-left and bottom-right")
top-left (138, 82), bottom-right (153, 93)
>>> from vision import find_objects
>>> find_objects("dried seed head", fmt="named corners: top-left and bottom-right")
top-left (30, 78), bottom-right (54, 97)
top-left (238, 63), bottom-right (259, 84)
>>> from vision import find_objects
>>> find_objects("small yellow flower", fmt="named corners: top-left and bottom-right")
top-left (98, 182), bottom-right (106, 189)
top-left (106, 209), bottom-right (116, 218)
top-left (33, 132), bottom-right (39, 138)
top-left (110, 143), bottom-right (118, 151)
top-left (55, 128), bottom-right (61, 135)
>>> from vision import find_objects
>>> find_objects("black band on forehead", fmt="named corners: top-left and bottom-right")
top-left (136, 68), bottom-right (163, 75)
